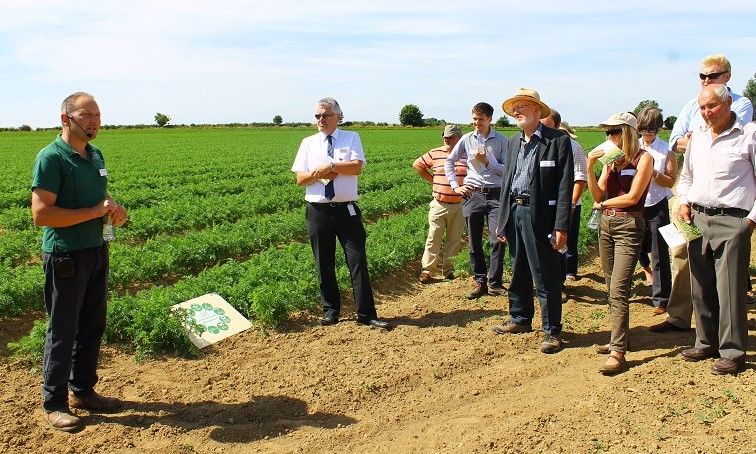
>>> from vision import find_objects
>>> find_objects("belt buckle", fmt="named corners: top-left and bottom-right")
top-left (604, 208), bottom-right (617, 217)
top-left (515, 198), bottom-right (524, 205)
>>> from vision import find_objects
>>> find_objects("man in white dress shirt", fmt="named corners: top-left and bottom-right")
top-left (291, 97), bottom-right (391, 330)
top-left (676, 84), bottom-right (756, 375)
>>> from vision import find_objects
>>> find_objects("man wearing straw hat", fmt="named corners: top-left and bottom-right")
top-left (491, 88), bottom-right (573, 354)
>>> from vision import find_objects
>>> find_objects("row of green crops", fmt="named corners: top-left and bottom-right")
top-left (2, 126), bottom-right (660, 360)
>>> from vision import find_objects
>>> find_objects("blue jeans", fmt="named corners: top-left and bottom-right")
top-left (505, 204), bottom-right (563, 335)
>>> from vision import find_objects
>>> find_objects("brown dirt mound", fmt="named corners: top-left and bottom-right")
top-left (1, 249), bottom-right (755, 453)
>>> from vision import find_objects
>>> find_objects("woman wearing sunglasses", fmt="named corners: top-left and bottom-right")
top-left (586, 112), bottom-right (653, 374)
top-left (636, 106), bottom-right (677, 317)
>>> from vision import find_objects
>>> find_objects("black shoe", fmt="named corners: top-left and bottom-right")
top-left (320, 315), bottom-right (339, 326)
top-left (357, 318), bottom-right (392, 330)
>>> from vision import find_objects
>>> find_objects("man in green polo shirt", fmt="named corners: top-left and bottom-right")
top-left (31, 92), bottom-right (128, 432)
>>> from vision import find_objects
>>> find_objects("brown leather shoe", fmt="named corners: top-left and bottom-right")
top-left (488, 286), bottom-right (507, 297)
top-left (45, 410), bottom-right (82, 432)
top-left (465, 283), bottom-right (488, 299)
top-left (491, 320), bottom-right (532, 334)
top-left (540, 334), bottom-right (562, 354)
top-left (680, 347), bottom-right (718, 362)
top-left (711, 358), bottom-right (744, 375)
top-left (649, 320), bottom-right (688, 333)
top-left (651, 307), bottom-right (666, 315)
top-left (443, 271), bottom-right (455, 280)
top-left (599, 354), bottom-right (627, 375)
top-left (419, 271), bottom-right (432, 284)
top-left (70, 391), bottom-right (122, 412)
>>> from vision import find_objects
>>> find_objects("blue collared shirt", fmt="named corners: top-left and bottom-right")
top-left (444, 128), bottom-right (508, 189)
top-left (511, 124), bottom-right (544, 197)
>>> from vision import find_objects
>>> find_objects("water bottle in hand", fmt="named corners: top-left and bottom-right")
top-left (103, 213), bottom-right (116, 242)
top-left (588, 209), bottom-right (601, 230)
top-left (548, 234), bottom-right (568, 254)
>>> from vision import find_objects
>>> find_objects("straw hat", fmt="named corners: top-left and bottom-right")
top-left (502, 88), bottom-right (551, 119)
top-left (558, 121), bottom-right (578, 139)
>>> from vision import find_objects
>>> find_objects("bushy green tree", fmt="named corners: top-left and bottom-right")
top-left (663, 115), bottom-right (677, 130)
top-left (633, 100), bottom-right (662, 117)
top-left (399, 104), bottom-right (424, 126)
top-left (154, 112), bottom-right (171, 127)
top-left (272, 115), bottom-right (283, 125)
top-left (496, 116), bottom-right (511, 127)
top-left (743, 72), bottom-right (756, 121)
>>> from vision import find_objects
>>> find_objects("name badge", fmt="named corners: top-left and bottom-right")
top-left (621, 169), bottom-right (636, 176)
top-left (347, 203), bottom-right (356, 216)
top-left (540, 160), bottom-right (555, 167)
top-left (99, 168), bottom-right (108, 177)
top-left (548, 200), bottom-right (557, 206)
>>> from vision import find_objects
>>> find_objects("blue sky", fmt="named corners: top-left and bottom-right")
top-left (2, 0), bottom-right (755, 129)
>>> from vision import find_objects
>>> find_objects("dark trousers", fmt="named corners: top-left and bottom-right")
top-left (305, 202), bottom-right (377, 321)
top-left (462, 190), bottom-right (505, 288)
top-left (561, 203), bottom-right (582, 279)
top-left (42, 245), bottom-right (109, 412)
top-left (506, 204), bottom-right (563, 335)
top-left (639, 198), bottom-right (672, 308)
top-left (688, 212), bottom-right (749, 363)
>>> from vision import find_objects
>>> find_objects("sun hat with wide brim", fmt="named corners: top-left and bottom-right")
top-left (502, 88), bottom-right (551, 119)
top-left (598, 112), bottom-right (637, 130)
top-left (558, 121), bottom-right (578, 139)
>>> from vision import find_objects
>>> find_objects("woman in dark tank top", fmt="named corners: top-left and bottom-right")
top-left (586, 112), bottom-right (653, 375)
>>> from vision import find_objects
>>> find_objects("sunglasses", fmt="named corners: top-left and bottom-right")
top-left (699, 71), bottom-right (727, 81)
top-left (605, 129), bottom-right (622, 136)
top-left (639, 128), bottom-right (658, 134)
top-left (314, 114), bottom-right (337, 120)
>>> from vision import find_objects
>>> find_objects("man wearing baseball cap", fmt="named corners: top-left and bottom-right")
top-left (491, 88), bottom-right (573, 354)
top-left (413, 125), bottom-right (466, 283)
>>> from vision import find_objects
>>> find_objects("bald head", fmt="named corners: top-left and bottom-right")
top-left (698, 84), bottom-right (733, 133)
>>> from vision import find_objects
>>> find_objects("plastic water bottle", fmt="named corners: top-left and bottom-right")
top-left (103, 213), bottom-right (116, 242)
top-left (548, 234), bottom-right (568, 254)
top-left (587, 209), bottom-right (601, 230)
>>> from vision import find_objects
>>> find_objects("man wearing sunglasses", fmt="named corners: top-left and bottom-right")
top-left (651, 55), bottom-right (755, 334)
top-left (292, 97), bottom-right (391, 330)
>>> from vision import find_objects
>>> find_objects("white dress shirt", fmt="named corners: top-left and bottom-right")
top-left (291, 128), bottom-right (365, 203)
top-left (678, 118), bottom-right (756, 222)
top-left (639, 136), bottom-right (674, 206)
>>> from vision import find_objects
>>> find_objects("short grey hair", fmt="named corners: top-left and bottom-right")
top-left (709, 84), bottom-right (731, 103)
top-left (317, 97), bottom-right (342, 115)
top-left (61, 92), bottom-right (95, 114)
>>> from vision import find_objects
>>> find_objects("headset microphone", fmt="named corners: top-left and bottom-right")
top-left (67, 114), bottom-right (93, 138)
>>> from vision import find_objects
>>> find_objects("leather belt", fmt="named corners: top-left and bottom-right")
top-left (512, 195), bottom-right (529, 206)
top-left (602, 208), bottom-right (643, 217)
top-left (310, 201), bottom-right (354, 207)
top-left (470, 186), bottom-right (500, 193)
top-left (691, 203), bottom-right (748, 218)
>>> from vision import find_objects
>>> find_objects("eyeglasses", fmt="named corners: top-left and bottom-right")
top-left (699, 71), bottom-right (727, 81)
top-left (605, 129), bottom-right (622, 136)
top-left (511, 104), bottom-right (534, 113)
top-left (638, 128), bottom-right (658, 134)
top-left (315, 113), bottom-right (337, 120)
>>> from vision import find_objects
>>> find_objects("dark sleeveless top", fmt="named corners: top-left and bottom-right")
top-left (605, 149), bottom-right (649, 213)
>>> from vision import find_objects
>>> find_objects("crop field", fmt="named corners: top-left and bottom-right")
top-left (1, 126), bottom-right (656, 360)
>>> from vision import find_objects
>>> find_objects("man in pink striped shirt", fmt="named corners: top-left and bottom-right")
top-left (413, 125), bottom-right (467, 283)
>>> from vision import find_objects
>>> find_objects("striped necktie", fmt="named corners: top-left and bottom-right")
top-left (325, 135), bottom-right (335, 200)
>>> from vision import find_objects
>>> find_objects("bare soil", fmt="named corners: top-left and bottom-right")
top-left (1, 248), bottom-right (755, 454)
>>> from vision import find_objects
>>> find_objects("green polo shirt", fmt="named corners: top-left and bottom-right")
top-left (31, 135), bottom-right (109, 253)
